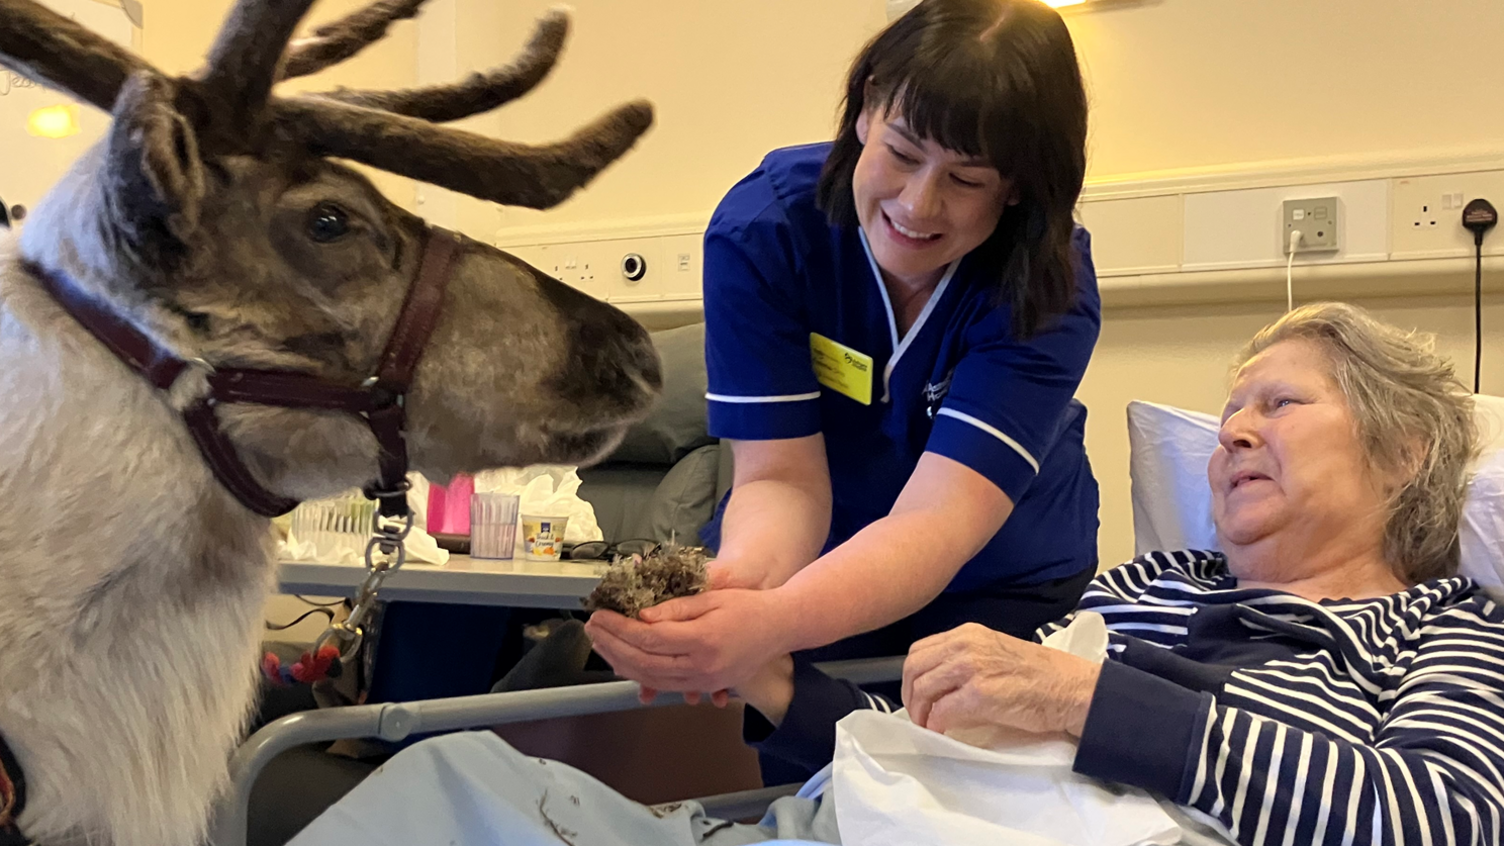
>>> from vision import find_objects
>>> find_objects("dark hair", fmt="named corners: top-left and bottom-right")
top-left (817, 0), bottom-right (1088, 339)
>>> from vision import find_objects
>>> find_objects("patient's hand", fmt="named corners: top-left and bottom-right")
top-left (902, 623), bottom-right (1101, 738)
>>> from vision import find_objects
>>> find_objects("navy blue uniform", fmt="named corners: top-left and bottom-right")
top-left (704, 142), bottom-right (1101, 591)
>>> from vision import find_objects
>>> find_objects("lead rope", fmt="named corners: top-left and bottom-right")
top-left (262, 510), bottom-right (413, 687)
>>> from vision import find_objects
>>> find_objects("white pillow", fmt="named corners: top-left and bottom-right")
top-left (1126, 395), bottom-right (1504, 585)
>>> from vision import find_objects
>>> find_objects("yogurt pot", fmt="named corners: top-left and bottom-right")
top-left (521, 515), bottom-right (570, 561)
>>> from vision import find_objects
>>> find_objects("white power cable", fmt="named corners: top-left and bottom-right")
top-left (1285, 229), bottom-right (1303, 312)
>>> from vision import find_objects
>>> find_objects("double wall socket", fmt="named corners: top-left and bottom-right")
top-left (1282, 197), bottom-right (1340, 253)
top-left (1391, 171), bottom-right (1504, 259)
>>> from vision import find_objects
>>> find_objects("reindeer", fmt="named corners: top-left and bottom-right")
top-left (0, 1), bottom-right (661, 843)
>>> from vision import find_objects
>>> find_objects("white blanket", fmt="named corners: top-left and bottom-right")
top-left (287, 731), bottom-right (838, 846)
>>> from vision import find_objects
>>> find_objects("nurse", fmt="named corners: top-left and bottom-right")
top-left (588, 0), bottom-right (1099, 726)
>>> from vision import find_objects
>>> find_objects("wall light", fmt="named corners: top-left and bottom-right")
top-left (27, 104), bottom-right (80, 139)
top-left (1043, 0), bottom-right (1089, 6)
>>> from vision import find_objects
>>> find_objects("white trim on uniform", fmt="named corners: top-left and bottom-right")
top-left (705, 391), bottom-right (823, 404)
top-left (858, 228), bottom-right (960, 404)
top-left (860, 229), bottom-right (902, 355)
top-left (935, 408), bottom-right (1040, 473)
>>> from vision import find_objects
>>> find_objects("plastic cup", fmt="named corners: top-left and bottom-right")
top-left (426, 473), bottom-right (475, 535)
top-left (521, 514), bottom-right (570, 561)
top-left (470, 493), bottom-right (520, 560)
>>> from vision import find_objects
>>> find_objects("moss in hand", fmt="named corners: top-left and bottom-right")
top-left (582, 544), bottom-right (711, 618)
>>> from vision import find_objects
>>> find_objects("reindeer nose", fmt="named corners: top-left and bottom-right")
top-left (629, 329), bottom-right (664, 392)
top-left (536, 272), bottom-right (662, 404)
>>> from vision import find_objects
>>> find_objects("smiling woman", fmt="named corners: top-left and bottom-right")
top-left (583, 0), bottom-right (1102, 788)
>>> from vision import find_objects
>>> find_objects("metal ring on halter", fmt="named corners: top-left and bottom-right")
top-left (365, 534), bottom-right (408, 572)
top-left (362, 529), bottom-right (406, 569)
top-left (370, 509), bottom-right (415, 542)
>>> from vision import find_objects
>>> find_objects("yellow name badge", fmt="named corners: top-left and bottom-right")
top-left (810, 333), bottom-right (874, 406)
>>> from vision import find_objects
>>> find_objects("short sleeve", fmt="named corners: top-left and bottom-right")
top-left (703, 172), bottom-right (823, 441)
top-left (925, 227), bottom-right (1102, 502)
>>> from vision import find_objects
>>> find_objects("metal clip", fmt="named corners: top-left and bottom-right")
top-left (306, 511), bottom-right (413, 667)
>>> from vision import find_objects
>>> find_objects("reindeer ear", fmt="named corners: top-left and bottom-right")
top-left (102, 72), bottom-right (207, 258)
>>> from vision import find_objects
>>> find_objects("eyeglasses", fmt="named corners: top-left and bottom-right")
top-left (566, 538), bottom-right (661, 561)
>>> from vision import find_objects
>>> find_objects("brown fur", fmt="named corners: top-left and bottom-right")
top-left (313, 6), bottom-right (569, 121)
top-left (281, 0), bottom-right (429, 80)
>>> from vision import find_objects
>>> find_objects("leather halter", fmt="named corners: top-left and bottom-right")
top-left (29, 226), bottom-right (465, 519)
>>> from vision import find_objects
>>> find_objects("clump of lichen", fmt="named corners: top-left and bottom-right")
top-left (583, 544), bottom-right (711, 618)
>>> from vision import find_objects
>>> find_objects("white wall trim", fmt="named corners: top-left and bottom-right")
top-left (1082, 146), bottom-right (1504, 202)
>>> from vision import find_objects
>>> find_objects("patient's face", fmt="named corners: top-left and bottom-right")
top-left (1210, 339), bottom-right (1388, 559)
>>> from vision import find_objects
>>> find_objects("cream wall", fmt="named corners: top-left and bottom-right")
top-left (1067, 0), bottom-right (1504, 181)
top-left (438, 0), bottom-right (888, 236)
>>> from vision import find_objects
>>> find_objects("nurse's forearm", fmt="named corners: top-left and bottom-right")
top-left (775, 453), bottom-right (1012, 650)
top-left (718, 436), bottom-right (833, 588)
top-left (775, 511), bottom-right (976, 648)
top-left (719, 480), bottom-right (831, 587)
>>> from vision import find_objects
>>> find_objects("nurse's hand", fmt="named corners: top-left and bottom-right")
top-left (902, 623), bottom-right (1101, 738)
top-left (584, 587), bottom-right (794, 697)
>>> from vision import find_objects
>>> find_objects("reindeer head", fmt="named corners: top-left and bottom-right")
top-left (1, 0), bottom-right (662, 499)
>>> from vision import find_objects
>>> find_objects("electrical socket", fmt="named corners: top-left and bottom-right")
top-left (1282, 197), bottom-right (1340, 253)
top-left (1391, 171), bottom-right (1504, 259)
top-left (660, 233), bottom-right (703, 300)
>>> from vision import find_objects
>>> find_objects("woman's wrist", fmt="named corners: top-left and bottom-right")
top-left (1062, 662), bottom-right (1103, 737)
top-left (734, 654), bottom-right (796, 726)
top-left (767, 580), bottom-right (830, 653)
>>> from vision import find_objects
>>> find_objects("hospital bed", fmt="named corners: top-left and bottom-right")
top-left (209, 656), bottom-right (905, 846)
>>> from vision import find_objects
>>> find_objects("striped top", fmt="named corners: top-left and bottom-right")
top-left (1064, 550), bottom-right (1504, 846)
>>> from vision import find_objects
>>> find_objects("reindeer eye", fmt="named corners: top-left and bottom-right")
top-left (306, 203), bottom-right (351, 243)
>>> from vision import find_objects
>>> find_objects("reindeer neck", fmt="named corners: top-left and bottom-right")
top-left (0, 233), bottom-right (282, 845)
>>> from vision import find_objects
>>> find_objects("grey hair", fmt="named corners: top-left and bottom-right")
top-left (1236, 302), bottom-right (1478, 585)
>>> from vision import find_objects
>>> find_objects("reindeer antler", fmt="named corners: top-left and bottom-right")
top-left (276, 96), bottom-right (653, 210)
top-left (199, 0), bottom-right (318, 122)
top-left (0, 0), bottom-right (151, 111)
top-left (280, 0), bottom-right (429, 81)
top-left (0, 0), bottom-right (653, 211)
top-left (311, 7), bottom-right (569, 123)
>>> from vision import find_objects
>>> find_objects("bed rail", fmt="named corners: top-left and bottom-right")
top-left (209, 656), bottom-right (904, 846)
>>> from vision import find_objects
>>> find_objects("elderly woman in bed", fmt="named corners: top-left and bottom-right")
top-left (292, 302), bottom-right (1497, 846)
top-left (737, 300), bottom-right (1496, 844)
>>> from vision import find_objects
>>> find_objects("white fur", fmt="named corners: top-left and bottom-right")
top-left (0, 230), bottom-right (276, 846)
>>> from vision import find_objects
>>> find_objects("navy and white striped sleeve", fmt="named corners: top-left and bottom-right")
top-left (1034, 553), bottom-right (1179, 642)
top-left (703, 174), bottom-right (822, 441)
top-left (924, 227), bottom-right (1101, 503)
top-left (1075, 603), bottom-right (1504, 845)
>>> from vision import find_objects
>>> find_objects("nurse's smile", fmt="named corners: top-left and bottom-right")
top-left (853, 105), bottom-right (1013, 289)
top-left (882, 210), bottom-right (941, 244)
